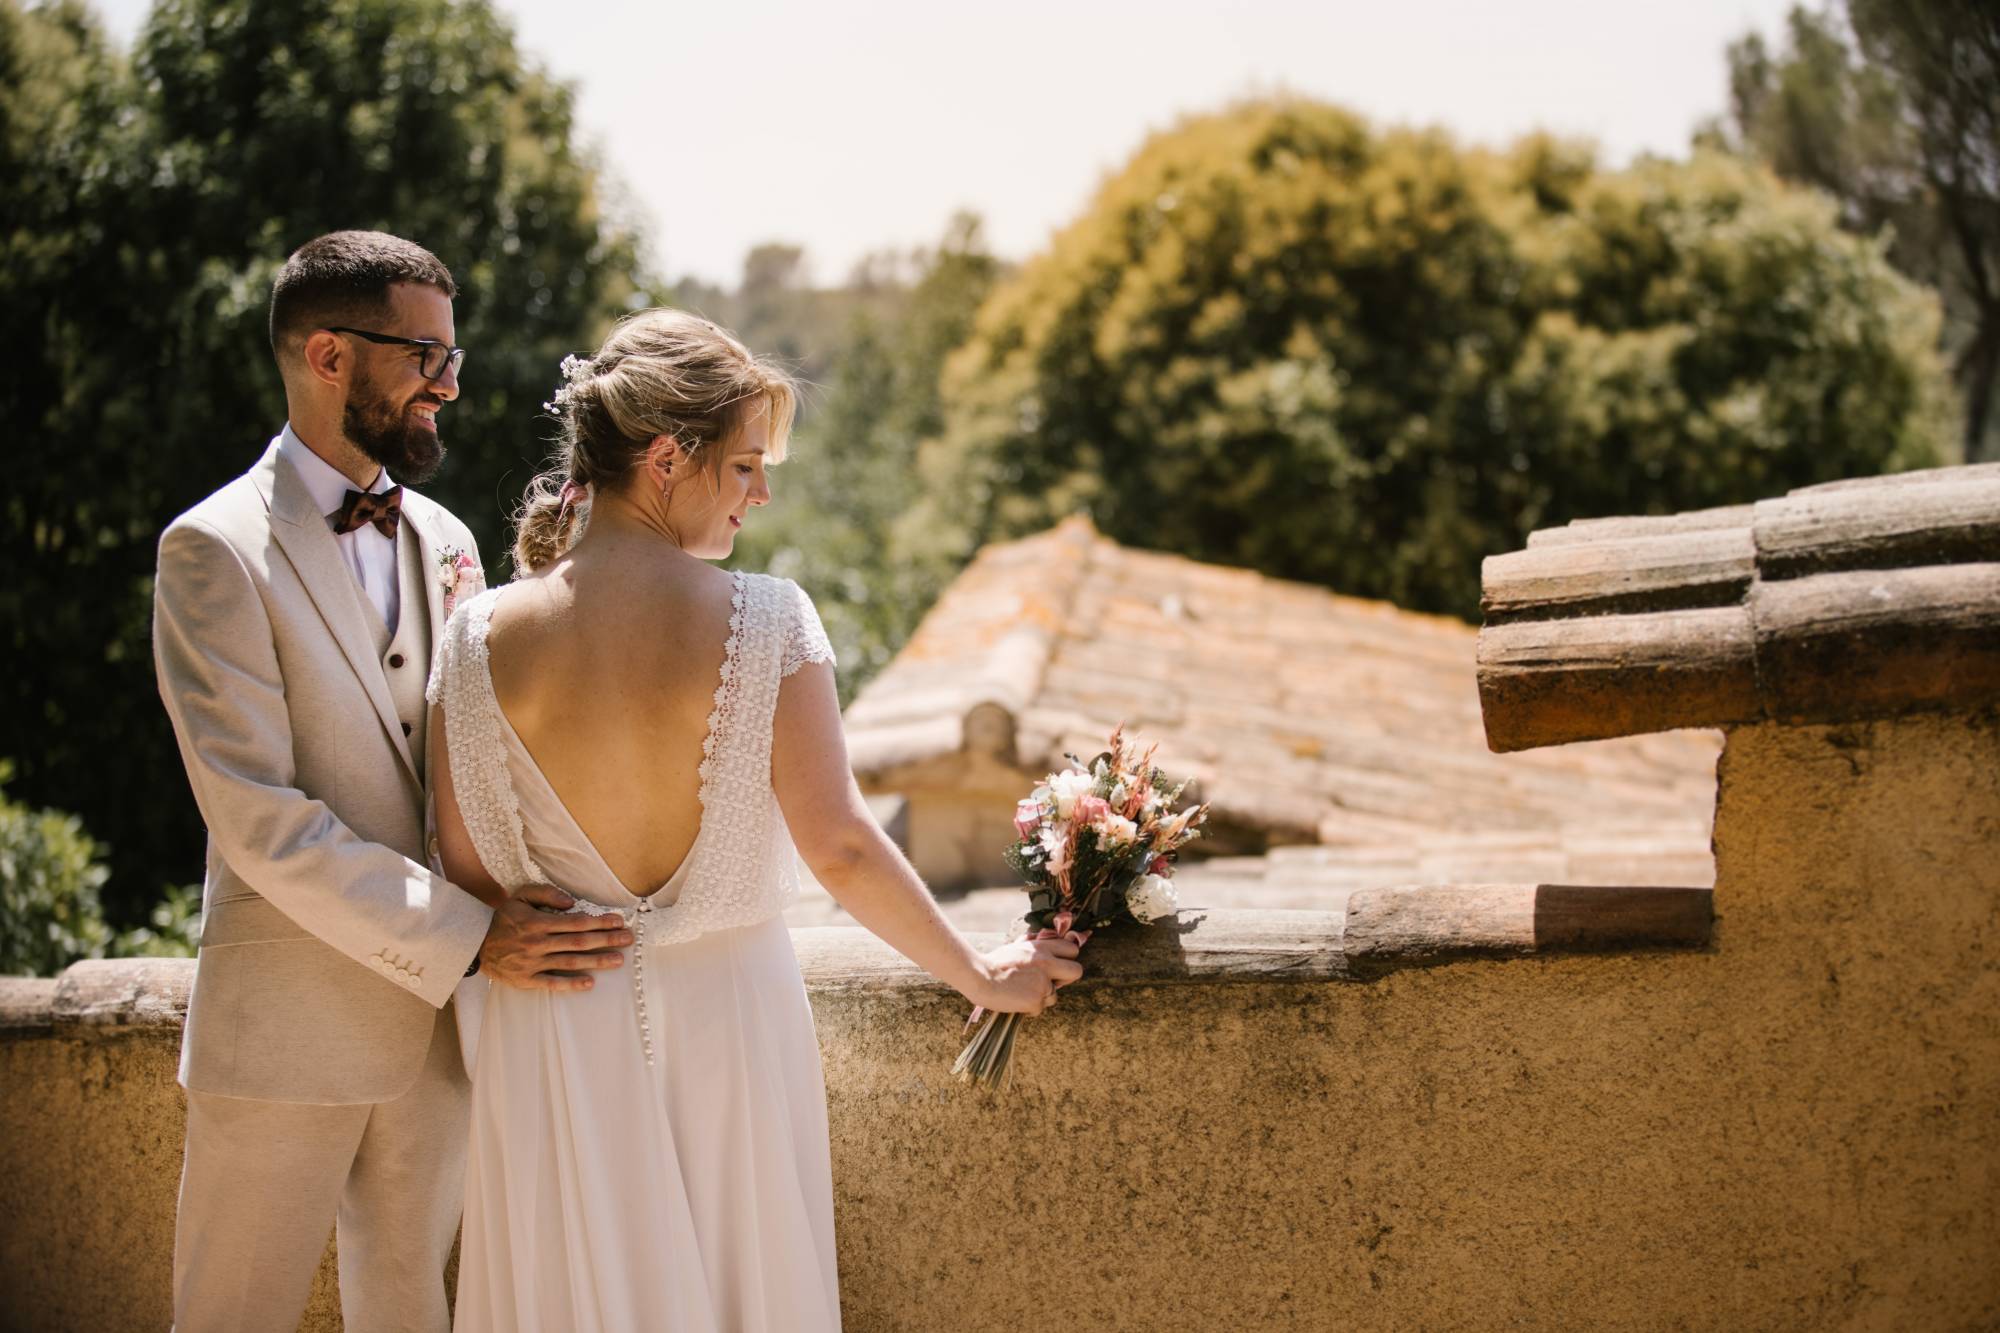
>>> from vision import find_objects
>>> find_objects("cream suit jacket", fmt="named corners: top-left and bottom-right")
top-left (153, 436), bottom-right (493, 1104)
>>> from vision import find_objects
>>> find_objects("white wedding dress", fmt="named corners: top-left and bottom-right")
top-left (428, 571), bottom-right (842, 1332)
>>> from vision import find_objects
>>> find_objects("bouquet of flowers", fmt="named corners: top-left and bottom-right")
top-left (952, 726), bottom-right (1208, 1089)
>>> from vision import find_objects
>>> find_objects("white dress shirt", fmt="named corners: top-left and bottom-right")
top-left (278, 424), bottom-right (402, 635)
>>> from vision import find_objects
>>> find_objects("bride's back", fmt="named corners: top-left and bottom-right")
top-left (482, 306), bottom-right (798, 896)
top-left (485, 541), bottom-right (737, 897)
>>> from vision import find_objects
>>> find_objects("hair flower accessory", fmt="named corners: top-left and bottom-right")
top-left (542, 352), bottom-right (592, 414)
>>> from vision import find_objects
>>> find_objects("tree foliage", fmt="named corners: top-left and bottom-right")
top-left (729, 213), bottom-right (1001, 704)
top-left (1, 0), bottom-right (643, 915)
top-left (1712, 0), bottom-right (1998, 458)
top-left (0, 762), bottom-right (198, 975)
top-left (0, 760), bottom-right (114, 975)
top-left (909, 100), bottom-right (1954, 617)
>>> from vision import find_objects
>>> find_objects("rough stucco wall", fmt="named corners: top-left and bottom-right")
top-left (0, 1033), bottom-right (343, 1331)
top-left (1, 708), bottom-right (1995, 1330)
top-left (816, 708), bottom-right (2000, 1331)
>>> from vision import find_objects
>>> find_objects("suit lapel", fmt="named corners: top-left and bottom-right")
top-left (404, 500), bottom-right (449, 655)
top-left (253, 441), bottom-right (421, 789)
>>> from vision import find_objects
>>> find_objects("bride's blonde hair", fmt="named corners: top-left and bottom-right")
top-left (513, 308), bottom-right (797, 573)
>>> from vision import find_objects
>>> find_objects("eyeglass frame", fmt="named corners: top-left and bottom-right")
top-left (321, 326), bottom-right (468, 382)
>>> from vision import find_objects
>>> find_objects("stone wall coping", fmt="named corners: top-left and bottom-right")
top-left (1477, 463), bottom-right (2000, 751)
top-left (0, 889), bottom-right (1712, 1037)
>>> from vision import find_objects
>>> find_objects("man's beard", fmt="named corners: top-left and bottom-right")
top-left (344, 371), bottom-right (445, 484)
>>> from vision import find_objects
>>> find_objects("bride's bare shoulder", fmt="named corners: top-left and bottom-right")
top-left (486, 555), bottom-right (737, 645)
top-left (482, 570), bottom-right (566, 640)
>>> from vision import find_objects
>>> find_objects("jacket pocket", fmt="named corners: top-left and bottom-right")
top-left (200, 893), bottom-right (312, 947)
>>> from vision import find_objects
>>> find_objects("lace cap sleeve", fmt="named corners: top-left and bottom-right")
top-left (779, 579), bottom-right (835, 677)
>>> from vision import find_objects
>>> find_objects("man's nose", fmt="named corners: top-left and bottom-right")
top-left (431, 359), bottom-right (461, 401)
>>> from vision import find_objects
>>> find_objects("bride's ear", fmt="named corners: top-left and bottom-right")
top-left (641, 435), bottom-right (682, 493)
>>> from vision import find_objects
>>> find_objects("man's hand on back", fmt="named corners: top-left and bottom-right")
top-left (477, 885), bottom-right (632, 992)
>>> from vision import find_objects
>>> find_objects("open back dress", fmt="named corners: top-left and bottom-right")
top-left (428, 571), bottom-right (841, 1332)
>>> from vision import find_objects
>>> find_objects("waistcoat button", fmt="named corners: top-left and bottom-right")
top-left (402, 721), bottom-right (412, 736)
top-left (388, 653), bottom-right (405, 669)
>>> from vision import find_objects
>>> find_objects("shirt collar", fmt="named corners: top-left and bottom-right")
top-left (278, 423), bottom-right (394, 520)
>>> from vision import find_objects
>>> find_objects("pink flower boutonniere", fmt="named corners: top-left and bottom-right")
top-left (437, 546), bottom-right (484, 618)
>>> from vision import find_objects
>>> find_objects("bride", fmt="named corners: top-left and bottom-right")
top-left (427, 309), bottom-right (1082, 1331)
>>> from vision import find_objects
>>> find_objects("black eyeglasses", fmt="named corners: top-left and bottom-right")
top-left (323, 326), bottom-right (467, 382)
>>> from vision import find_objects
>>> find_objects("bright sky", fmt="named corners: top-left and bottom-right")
top-left (94, 0), bottom-right (1798, 287)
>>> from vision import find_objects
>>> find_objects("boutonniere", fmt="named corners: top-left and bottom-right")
top-left (436, 546), bottom-right (485, 618)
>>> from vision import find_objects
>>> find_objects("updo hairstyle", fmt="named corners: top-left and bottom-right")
top-left (513, 308), bottom-right (797, 573)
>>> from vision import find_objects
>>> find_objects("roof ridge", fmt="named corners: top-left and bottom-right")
top-left (1478, 462), bottom-right (2000, 750)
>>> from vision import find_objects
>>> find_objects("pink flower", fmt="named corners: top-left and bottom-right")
top-left (1073, 795), bottom-right (1112, 827)
top-left (1149, 854), bottom-right (1171, 875)
top-left (1013, 798), bottom-right (1043, 840)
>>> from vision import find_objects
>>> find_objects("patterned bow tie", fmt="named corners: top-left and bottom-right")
top-left (330, 485), bottom-right (404, 538)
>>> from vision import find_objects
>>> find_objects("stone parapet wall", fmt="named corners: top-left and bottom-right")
top-left (5, 709), bottom-right (1998, 1329)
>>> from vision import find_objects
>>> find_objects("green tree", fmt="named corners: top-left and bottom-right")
top-left (910, 100), bottom-right (1953, 618)
top-left (1712, 1), bottom-right (1998, 458)
top-left (1, 0), bottom-right (643, 917)
top-left (0, 761), bottom-right (114, 976)
top-left (730, 213), bottom-right (1001, 703)
top-left (0, 761), bottom-right (199, 975)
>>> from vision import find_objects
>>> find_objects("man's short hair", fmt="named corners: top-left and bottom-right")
top-left (268, 230), bottom-right (457, 363)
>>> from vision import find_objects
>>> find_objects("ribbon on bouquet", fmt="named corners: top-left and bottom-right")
top-left (963, 910), bottom-right (1091, 1032)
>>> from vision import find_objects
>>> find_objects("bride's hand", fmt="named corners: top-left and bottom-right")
top-left (972, 936), bottom-right (1084, 1015)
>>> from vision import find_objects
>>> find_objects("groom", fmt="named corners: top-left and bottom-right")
top-left (152, 230), bottom-right (632, 1330)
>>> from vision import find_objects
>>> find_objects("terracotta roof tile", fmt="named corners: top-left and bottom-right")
top-left (1479, 464), bottom-right (2000, 751)
top-left (847, 517), bottom-right (1719, 862)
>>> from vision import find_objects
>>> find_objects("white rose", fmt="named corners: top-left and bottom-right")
top-left (1046, 769), bottom-right (1095, 819)
top-left (1095, 812), bottom-right (1138, 848)
top-left (1038, 825), bottom-right (1071, 877)
top-left (1125, 873), bottom-right (1179, 924)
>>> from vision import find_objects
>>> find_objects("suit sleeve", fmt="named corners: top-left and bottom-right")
top-left (153, 514), bottom-right (491, 1007)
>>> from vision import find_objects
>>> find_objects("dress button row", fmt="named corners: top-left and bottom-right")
top-left (630, 898), bottom-right (655, 1067)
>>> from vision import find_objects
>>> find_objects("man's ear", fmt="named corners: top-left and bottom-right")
top-left (299, 330), bottom-right (349, 389)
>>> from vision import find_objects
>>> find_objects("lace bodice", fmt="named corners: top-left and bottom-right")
top-left (426, 571), bottom-right (836, 950)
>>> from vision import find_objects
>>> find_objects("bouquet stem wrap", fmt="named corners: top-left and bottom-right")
top-left (953, 913), bottom-right (1091, 1090)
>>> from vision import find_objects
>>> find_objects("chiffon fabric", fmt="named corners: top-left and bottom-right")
top-left (432, 572), bottom-right (841, 1332)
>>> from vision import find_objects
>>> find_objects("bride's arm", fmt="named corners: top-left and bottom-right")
top-left (771, 661), bottom-right (1082, 1015)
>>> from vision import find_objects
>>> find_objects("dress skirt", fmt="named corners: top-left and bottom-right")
top-left (453, 914), bottom-right (840, 1332)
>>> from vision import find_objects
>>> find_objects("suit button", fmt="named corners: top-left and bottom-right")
top-left (428, 835), bottom-right (441, 860)
top-left (402, 721), bottom-right (413, 737)
top-left (388, 653), bottom-right (406, 669)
